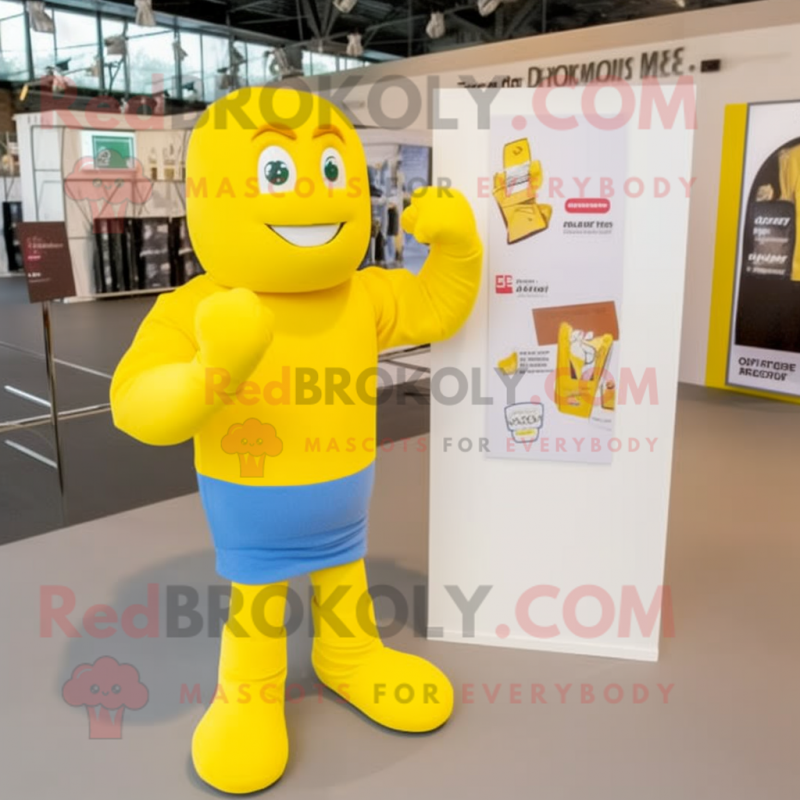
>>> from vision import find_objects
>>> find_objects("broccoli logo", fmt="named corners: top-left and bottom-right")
top-left (62, 656), bottom-right (148, 740)
top-left (221, 419), bottom-right (283, 478)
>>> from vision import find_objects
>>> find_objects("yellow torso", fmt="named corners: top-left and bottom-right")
top-left (191, 276), bottom-right (379, 486)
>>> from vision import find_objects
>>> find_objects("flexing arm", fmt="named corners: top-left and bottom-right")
top-left (110, 286), bottom-right (272, 446)
top-left (357, 187), bottom-right (483, 350)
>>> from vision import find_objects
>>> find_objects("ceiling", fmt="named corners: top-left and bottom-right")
top-left (109, 0), bottom-right (762, 59)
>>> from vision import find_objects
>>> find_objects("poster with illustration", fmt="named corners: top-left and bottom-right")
top-left (726, 101), bottom-right (800, 396)
top-left (486, 113), bottom-right (627, 464)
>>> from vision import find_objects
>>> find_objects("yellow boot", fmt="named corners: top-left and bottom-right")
top-left (311, 559), bottom-right (453, 733)
top-left (192, 582), bottom-right (289, 794)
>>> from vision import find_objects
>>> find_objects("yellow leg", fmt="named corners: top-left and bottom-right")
top-left (192, 581), bottom-right (289, 794)
top-left (311, 559), bottom-right (453, 733)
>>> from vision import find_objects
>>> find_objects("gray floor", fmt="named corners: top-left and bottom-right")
top-left (2, 384), bottom-right (799, 798)
top-left (0, 274), bottom-right (155, 374)
top-left (0, 275), bottom-right (431, 543)
top-left (0, 275), bottom-right (195, 541)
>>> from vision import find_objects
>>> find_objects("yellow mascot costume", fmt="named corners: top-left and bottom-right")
top-left (110, 87), bottom-right (482, 794)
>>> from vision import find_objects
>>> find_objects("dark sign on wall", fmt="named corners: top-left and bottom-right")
top-left (17, 222), bottom-right (76, 303)
top-left (456, 46), bottom-right (716, 89)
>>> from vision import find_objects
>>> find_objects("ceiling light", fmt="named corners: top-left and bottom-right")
top-left (674, 0), bottom-right (686, 6)
top-left (477, 0), bottom-right (502, 15)
top-left (477, 0), bottom-right (520, 15)
top-left (44, 66), bottom-right (67, 93)
top-left (86, 56), bottom-right (102, 78)
top-left (28, 2), bottom-right (55, 34)
top-left (426, 12), bottom-right (446, 39)
top-left (333, 0), bottom-right (358, 12)
top-left (269, 48), bottom-right (303, 79)
top-left (346, 33), bottom-right (363, 57)
top-left (134, 0), bottom-right (156, 27)
top-left (105, 35), bottom-right (127, 57)
top-left (50, 73), bottom-right (67, 93)
top-left (273, 47), bottom-right (291, 71)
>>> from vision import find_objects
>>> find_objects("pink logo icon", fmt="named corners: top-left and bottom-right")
top-left (565, 198), bottom-right (611, 214)
top-left (64, 156), bottom-right (153, 221)
top-left (62, 656), bottom-right (149, 739)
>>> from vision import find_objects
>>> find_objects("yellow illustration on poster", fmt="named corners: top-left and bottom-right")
top-left (486, 113), bottom-right (627, 464)
top-left (715, 101), bottom-right (800, 398)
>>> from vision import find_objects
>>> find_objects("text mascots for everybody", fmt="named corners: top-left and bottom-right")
top-left (110, 86), bottom-right (482, 794)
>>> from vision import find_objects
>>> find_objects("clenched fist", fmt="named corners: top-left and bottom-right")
top-left (195, 288), bottom-right (274, 386)
top-left (401, 187), bottom-right (480, 258)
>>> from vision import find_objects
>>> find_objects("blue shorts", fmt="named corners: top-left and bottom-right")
top-left (197, 464), bottom-right (375, 585)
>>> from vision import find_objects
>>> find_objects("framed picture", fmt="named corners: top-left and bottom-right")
top-left (80, 131), bottom-right (136, 169)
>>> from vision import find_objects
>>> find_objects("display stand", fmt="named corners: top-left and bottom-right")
top-left (41, 301), bottom-right (65, 506)
top-left (427, 87), bottom-right (695, 662)
top-left (15, 109), bottom-right (196, 299)
top-left (0, 132), bottom-right (23, 275)
top-left (2, 303), bottom-right (76, 522)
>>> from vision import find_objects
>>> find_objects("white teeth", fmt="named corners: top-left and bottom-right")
top-left (268, 224), bottom-right (342, 247)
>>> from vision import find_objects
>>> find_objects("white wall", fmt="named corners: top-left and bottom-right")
top-left (301, 0), bottom-right (800, 386)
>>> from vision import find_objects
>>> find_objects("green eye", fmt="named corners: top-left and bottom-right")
top-left (258, 146), bottom-right (295, 193)
top-left (324, 156), bottom-right (339, 183)
top-left (265, 160), bottom-right (289, 185)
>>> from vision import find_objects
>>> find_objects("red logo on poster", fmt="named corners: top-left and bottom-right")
top-left (565, 198), bottom-right (611, 214)
top-left (495, 275), bottom-right (514, 294)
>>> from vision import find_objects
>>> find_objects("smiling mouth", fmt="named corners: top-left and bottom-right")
top-left (267, 223), bottom-right (343, 247)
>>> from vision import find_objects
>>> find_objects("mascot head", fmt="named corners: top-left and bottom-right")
top-left (186, 87), bottom-right (370, 293)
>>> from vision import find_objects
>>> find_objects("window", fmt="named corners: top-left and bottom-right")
top-left (245, 42), bottom-right (271, 86)
top-left (303, 50), bottom-right (340, 77)
top-left (126, 21), bottom-right (174, 95)
top-left (0, 4), bottom-right (315, 101)
top-left (54, 10), bottom-right (100, 89)
top-left (202, 34), bottom-right (229, 102)
top-left (0, 1), bottom-right (26, 80)
top-left (228, 38), bottom-right (247, 87)
top-left (176, 30), bottom-right (202, 101)
top-left (340, 56), bottom-right (367, 71)
top-left (30, 8), bottom-right (55, 79)
top-left (100, 15), bottom-right (126, 93)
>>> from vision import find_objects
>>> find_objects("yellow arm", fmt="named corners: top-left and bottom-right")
top-left (357, 187), bottom-right (483, 350)
top-left (110, 280), bottom-right (273, 446)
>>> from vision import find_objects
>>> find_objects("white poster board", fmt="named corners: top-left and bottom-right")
top-left (428, 87), bottom-right (694, 661)
top-left (487, 113), bottom-right (627, 464)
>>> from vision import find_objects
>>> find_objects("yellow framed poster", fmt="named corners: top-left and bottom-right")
top-left (708, 101), bottom-right (800, 401)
